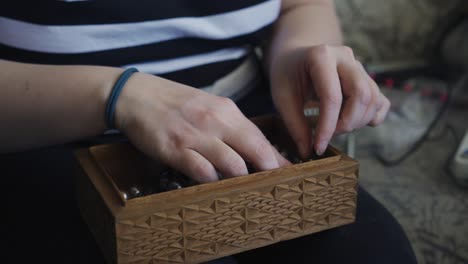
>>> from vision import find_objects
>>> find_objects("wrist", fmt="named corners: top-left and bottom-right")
top-left (93, 67), bottom-right (126, 132)
top-left (103, 68), bottom-right (139, 130)
top-left (112, 71), bottom-right (157, 133)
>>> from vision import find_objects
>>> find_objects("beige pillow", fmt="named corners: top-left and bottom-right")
top-left (335, 0), bottom-right (465, 63)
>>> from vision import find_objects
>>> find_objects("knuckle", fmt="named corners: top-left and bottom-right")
top-left (376, 101), bottom-right (384, 111)
top-left (309, 44), bottom-right (333, 61)
top-left (214, 97), bottom-right (242, 118)
top-left (376, 96), bottom-right (386, 109)
top-left (191, 107), bottom-right (218, 125)
top-left (219, 96), bottom-right (235, 106)
top-left (377, 96), bottom-right (390, 113)
top-left (355, 59), bottom-right (364, 68)
top-left (357, 87), bottom-right (372, 106)
top-left (322, 91), bottom-right (343, 106)
top-left (218, 97), bottom-right (237, 110)
top-left (342, 46), bottom-right (355, 58)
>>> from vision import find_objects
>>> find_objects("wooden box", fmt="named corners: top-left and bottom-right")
top-left (74, 115), bottom-right (359, 264)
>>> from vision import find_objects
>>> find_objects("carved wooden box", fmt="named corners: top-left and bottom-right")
top-left (74, 115), bottom-right (359, 264)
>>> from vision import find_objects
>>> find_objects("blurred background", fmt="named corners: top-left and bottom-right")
top-left (330, 0), bottom-right (468, 263)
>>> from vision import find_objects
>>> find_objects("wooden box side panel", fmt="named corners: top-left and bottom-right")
top-left (76, 166), bottom-right (117, 264)
top-left (115, 161), bottom-right (358, 264)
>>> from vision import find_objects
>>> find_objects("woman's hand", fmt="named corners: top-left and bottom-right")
top-left (115, 73), bottom-right (290, 183)
top-left (270, 45), bottom-right (390, 158)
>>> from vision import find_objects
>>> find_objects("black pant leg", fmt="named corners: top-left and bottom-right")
top-left (234, 187), bottom-right (417, 264)
top-left (3, 147), bottom-right (106, 264)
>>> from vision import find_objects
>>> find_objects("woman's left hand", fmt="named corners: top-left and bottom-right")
top-left (269, 44), bottom-right (390, 158)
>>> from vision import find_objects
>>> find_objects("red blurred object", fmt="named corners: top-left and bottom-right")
top-left (385, 78), bottom-right (394, 88)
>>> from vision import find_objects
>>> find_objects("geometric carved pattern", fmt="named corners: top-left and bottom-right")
top-left (116, 170), bottom-right (358, 264)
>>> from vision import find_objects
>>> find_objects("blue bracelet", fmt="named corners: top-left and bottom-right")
top-left (105, 67), bottom-right (139, 129)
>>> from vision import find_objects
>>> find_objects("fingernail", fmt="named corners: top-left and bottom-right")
top-left (316, 142), bottom-right (327, 156)
top-left (261, 156), bottom-right (280, 171)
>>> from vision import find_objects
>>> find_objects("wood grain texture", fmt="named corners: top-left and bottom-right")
top-left (75, 115), bottom-right (359, 264)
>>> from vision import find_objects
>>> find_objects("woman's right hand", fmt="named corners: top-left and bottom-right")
top-left (114, 72), bottom-right (290, 183)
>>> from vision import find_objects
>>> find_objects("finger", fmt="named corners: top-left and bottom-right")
top-left (353, 62), bottom-right (380, 128)
top-left (173, 149), bottom-right (218, 183)
top-left (271, 144), bottom-right (292, 167)
top-left (193, 136), bottom-right (248, 178)
top-left (369, 95), bottom-right (390, 126)
top-left (222, 122), bottom-right (280, 171)
top-left (306, 47), bottom-right (343, 155)
top-left (273, 87), bottom-right (312, 159)
top-left (335, 54), bottom-right (372, 134)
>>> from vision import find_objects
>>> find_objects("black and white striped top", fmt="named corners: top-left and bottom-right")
top-left (1, 0), bottom-right (280, 88)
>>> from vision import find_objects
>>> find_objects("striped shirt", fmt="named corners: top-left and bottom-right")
top-left (1, 0), bottom-right (280, 90)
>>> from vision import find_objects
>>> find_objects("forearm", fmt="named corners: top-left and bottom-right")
top-left (266, 0), bottom-right (343, 69)
top-left (0, 60), bottom-right (121, 152)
